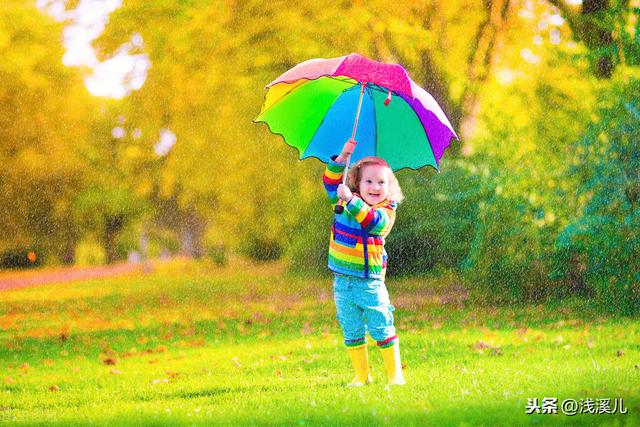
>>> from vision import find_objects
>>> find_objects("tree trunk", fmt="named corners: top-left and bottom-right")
top-left (547, 0), bottom-right (621, 78)
top-left (62, 237), bottom-right (76, 265)
top-left (582, 0), bottom-right (615, 78)
top-left (459, 0), bottom-right (512, 146)
top-left (181, 206), bottom-right (206, 259)
top-left (104, 215), bottom-right (125, 264)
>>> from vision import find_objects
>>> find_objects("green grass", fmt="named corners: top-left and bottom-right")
top-left (1, 259), bottom-right (638, 426)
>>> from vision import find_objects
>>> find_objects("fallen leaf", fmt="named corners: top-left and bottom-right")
top-left (102, 357), bottom-right (117, 366)
top-left (122, 348), bottom-right (139, 358)
top-left (109, 369), bottom-right (122, 375)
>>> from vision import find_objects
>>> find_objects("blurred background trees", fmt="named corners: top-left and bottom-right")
top-left (0, 1), bottom-right (95, 266)
top-left (1, 0), bottom-right (637, 314)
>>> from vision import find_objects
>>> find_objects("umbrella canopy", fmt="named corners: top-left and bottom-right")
top-left (255, 53), bottom-right (458, 171)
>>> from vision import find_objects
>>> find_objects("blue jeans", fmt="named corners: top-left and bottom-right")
top-left (333, 274), bottom-right (398, 347)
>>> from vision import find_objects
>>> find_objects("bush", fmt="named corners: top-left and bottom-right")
top-left (463, 192), bottom-right (555, 303)
top-left (0, 247), bottom-right (42, 269)
top-left (286, 192), bottom-right (332, 276)
top-left (553, 73), bottom-right (640, 315)
top-left (75, 238), bottom-right (106, 266)
top-left (386, 160), bottom-right (482, 276)
top-left (244, 237), bottom-right (284, 262)
top-left (206, 242), bottom-right (228, 266)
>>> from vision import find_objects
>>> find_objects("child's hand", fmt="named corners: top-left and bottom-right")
top-left (337, 184), bottom-right (353, 203)
top-left (335, 139), bottom-right (357, 163)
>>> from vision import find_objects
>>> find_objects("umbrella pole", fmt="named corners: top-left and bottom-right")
top-left (335, 83), bottom-right (367, 214)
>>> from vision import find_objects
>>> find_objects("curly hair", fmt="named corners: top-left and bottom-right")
top-left (346, 156), bottom-right (404, 204)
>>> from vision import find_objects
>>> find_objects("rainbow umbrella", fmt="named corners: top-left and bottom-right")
top-left (255, 53), bottom-right (458, 172)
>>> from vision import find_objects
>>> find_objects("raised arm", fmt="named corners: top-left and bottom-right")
top-left (345, 197), bottom-right (397, 237)
top-left (322, 158), bottom-right (345, 206)
top-left (321, 140), bottom-right (356, 206)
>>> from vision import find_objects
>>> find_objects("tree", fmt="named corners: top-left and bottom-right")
top-left (554, 72), bottom-right (639, 314)
top-left (547, 0), bottom-right (638, 77)
top-left (0, 1), bottom-right (94, 264)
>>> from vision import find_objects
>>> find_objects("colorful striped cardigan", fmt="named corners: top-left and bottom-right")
top-left (322, 158), bottom-right (397, 280)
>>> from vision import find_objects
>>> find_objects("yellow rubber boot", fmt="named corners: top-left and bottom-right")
top-left (379, 343), bottom-right (406, 386)
top-left (346, 344), bottom-right (372, 387)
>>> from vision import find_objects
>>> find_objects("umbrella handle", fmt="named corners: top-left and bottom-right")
top-left (333, 154), bottom-right (352, 214)
top-left (334, 83), bottom-right (366, 215)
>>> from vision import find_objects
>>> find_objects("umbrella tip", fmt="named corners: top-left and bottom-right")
top-left (384, 90), bottom-right (392, 106)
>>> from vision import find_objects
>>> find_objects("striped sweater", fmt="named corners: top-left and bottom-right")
top-left (322, 158), bottom-right (397, 280)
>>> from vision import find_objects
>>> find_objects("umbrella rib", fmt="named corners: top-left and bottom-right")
top-left (365, 85), bottom-right (379, 158)
top-left (366, 83), bottom-right (400, 96)
top-left (402, 97), bottom-right (439, 172)
top-left (303, 84), bottom-right (364, 158)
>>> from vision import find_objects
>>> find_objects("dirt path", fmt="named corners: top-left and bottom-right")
top-left (0, 262), bottom-right (143, 292)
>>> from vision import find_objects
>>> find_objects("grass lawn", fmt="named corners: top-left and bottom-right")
top-left (1, 258), bottom-right (638, 426)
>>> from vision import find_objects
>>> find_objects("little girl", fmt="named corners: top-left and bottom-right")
top-left (322, 139), bottom-right (406, 387)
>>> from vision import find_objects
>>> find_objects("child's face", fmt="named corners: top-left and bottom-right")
top-left (359, 164), bottom-right (389, 205)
